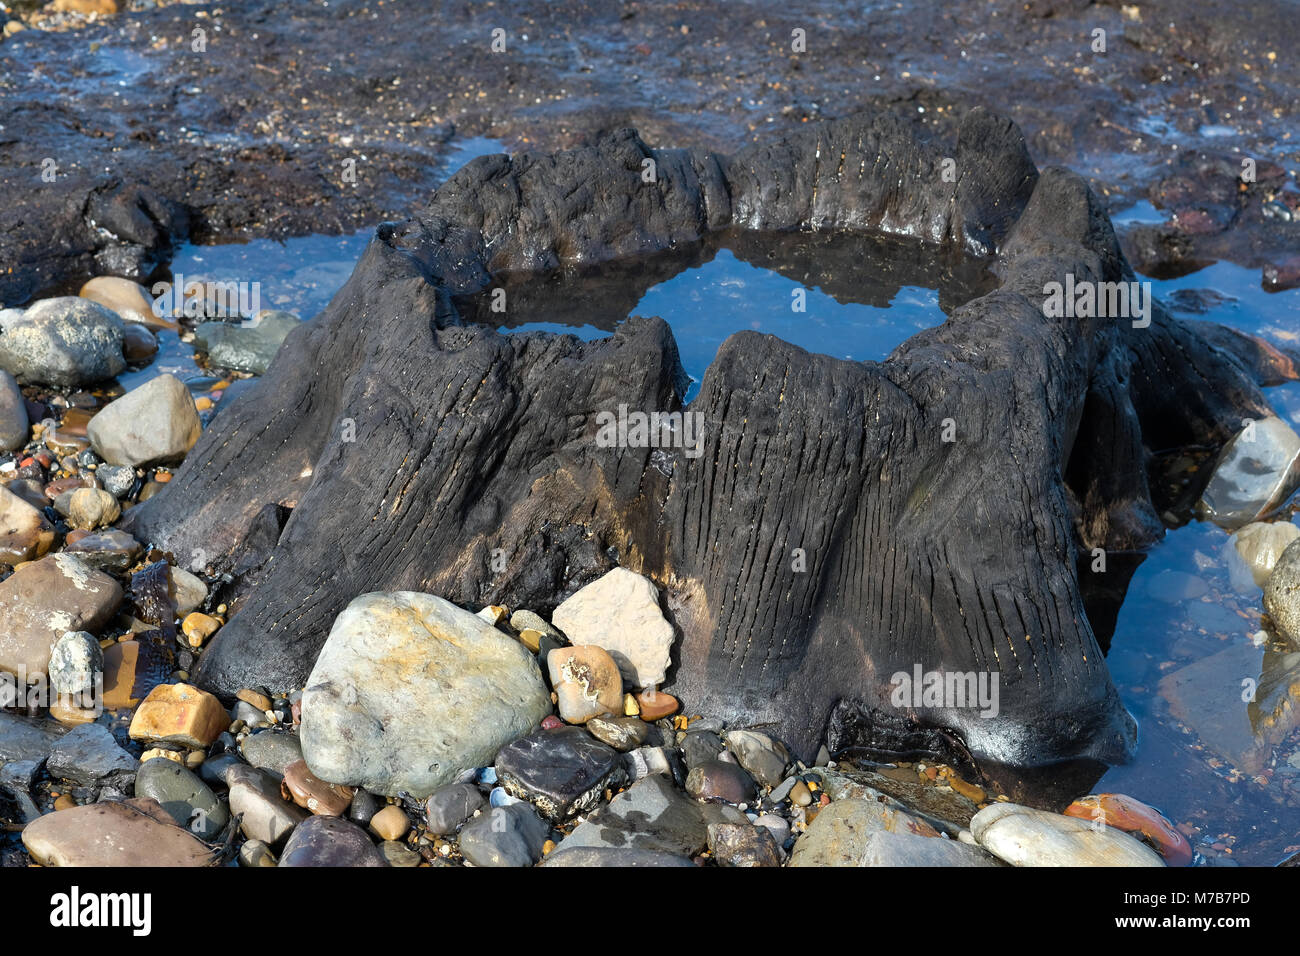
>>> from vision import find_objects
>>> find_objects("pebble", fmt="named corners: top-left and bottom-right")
top-left (277, 814), bottom-right (386, 867)
top-left (45, 723), bottom-right (138, 788)
top-left (380, 841), bottom-right (422, 867)
top-left (547, 644), bottom-right (623, 723)
top-left (680, 730), bottom-right (724, 770)
top-left (78, 276), bottom-right (175, 331)
top-left (559, 774), bottom-right (744, 857)
top-left (1199, 415), bottom-right (1300, 529)
top-left (789, 780), bottom-right (813, 807)
top-left (970, 803), bottom-right (1165, 866)
top-left (625, 745), bottom-right (674, 781)
top-left (167, 566), bottom-right (207, 615)
top-left (509, 608), bottom-right (563, 640)
top-left (181, 611), bottom-right (220, 647)
top-left (47, 630), bottom-right (103, 696)
top-left (369, 804), bottom-right (410, 841)
top-left (86, 374), bottom-right (203, 468)
top-left (0, 369), bottom-right (27, 451)
top-left (707, 821), bottom-right (782, 866)
top-left (540, 846), bottom-right (695, 867)
top-left (121, 323), bottom-right (158, 363)
top-left (424, 782), bottom-right (485, 835)
top-left (477, 604), bottom-right (508, 626)
top-left (754, 813), bottom-right (791, 846)
top-left (135, 756), bottom-right (228, 839)
top-left (194, 310), bottom-right (300, 375)
top-left (66, 488), bottom-right (120, 531)
top-left (1063, 793), bottom-right (1193, 866)
top-left (299, 591), bottom-right (551, 797)
top-left (1264, 537), bottom-right (1300, 644)
top-left (239, 730), bottom-right (303, 777)
top-left (495, 725), bottom-right (627, 820)
top-left (236, 688), bottom-right (273, 711)
top-left (278, 757), bottom-right (353, 816)
top-left (0, 484), bottom-right (55, 564)
top-left (686, 759), bottom-right (757, 804)
top-left (552, 567), bottom-right (675, 688)
top-left (586, 714), bottom-right (650, 752)
top-left (95, 464), bottom-right (136, 499)
top-left (238, 839), bottom-right (278, 867)
top-left (724, 730), bottom-right (790, 787)
top-left (0, 298), bottom-right (126, 387)
top-left (22, 798), bottom-right (216, 867)
top-left (198, 751), bottom-right (245, 789)
top-left (0, 554), bottom-right (121, 681)
top-left (349, 789), bottom-right (381, 826)
top-left (635, 689), bottom-right (678, 720)
top-left (458, 803), bottom-right (549, 867)
top-left (128, 683), bottom-right (228, 749)
top-left (228, 765), bottom-right (309, 845)
top-left (63, 528), bottom-right (142, 572)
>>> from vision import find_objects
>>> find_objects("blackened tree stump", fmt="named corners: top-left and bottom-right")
top-left (125, 108), bottom-right (1289, 767)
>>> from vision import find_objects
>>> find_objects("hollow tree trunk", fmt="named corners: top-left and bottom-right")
top-left (125, 108), bottom-right (1287, 766)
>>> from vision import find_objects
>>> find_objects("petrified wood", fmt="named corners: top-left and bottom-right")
top-left (125, 108), bottom-right (1287, 767)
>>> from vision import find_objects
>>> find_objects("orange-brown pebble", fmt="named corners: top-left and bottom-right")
top-left (636, 689), bottom-right (678, 721)
top-left (1063, 793), bottom-right (1193, 866)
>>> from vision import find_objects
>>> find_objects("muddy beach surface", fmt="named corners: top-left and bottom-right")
top-left (0, 0), bottom-right (1298, 876)
top-left (2, 0), bottom-right (1298, 303)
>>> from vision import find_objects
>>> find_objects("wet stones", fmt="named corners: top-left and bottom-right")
top-left (240, 731), bottom-right (303, 778)
top-left (128, 683), bottom-right (228, 749)
top-left (0, 712), bottom-right (64, 764)
top-left (0, 554), bottom-right (121, 681)
top-left (167, 566), bottom-right (207, 616)
top-left (547, 645), bottom-right (622, 724)
top-left (707, 822), bottom-right (782, 867)
top-left (540, 846), bottom-right (695, 867)
top-left (1264, 538), bottom-right (1300, 644)
top-left (67, 487), bottom-right (120, 531)
top-left (64, 529), bottom-right (142, 573)
top-left (228, 765), bottom-right (309, 845)
top-left (496, 725), bottom-right (626, 820)
top-left (96, 464), bottom-right (137, 500)
top-left (194, 310), bottom-right (300, 375)
top-left (586, 715), bottom-right (650, 752)
top-left (552, 567), bottom-right (675, 689)
top-left (1063, 793), bottom-right (1192, 866)
top-left (47, 630), bottom-right (103, 696)
top-left (299, 591), bottom-right (551, 798)
top-left (134, 757), bottom-right (228, 839)
top-left (79, 276), bottom-right (168, 330)
top-left (369, 804), bottom-right (410, 841)
top-left (424, 782), bottom-right (485, 834)
top-left (45, 723), bottom-right (137, 789)
top-left (87, 374), bottom-right (202, 468)
top-left (685, 759), bottom-right (757, 804)
top-left (458, 803), bottom-right (549, 867)
top-left (281, 758), bottom-right (355, 816)
top-left (0, 484), bottom-right (55, 564)
top-left (22, 799), bottom-right (215, 867)
top-left (0, 298), bottom-right (125, 388)
top-left (239, 840), bottom-right (277, 867)
top-left (787, 799), bottom-right (970, 867)
top-left (724, 730), bottom-right (789, 788)
top-left (1199, 416), bottom-right (1300, 530)
top-left (121, 324), bottom-right (159, 364)
top-left (278, 814), bottom-right (386, 867)
top-left (559, 774), bottom-right (739, 857)
top-left (970, 802), bottom-right (1164, 866)
top-left (0, 370), bottom-right (27, 451)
